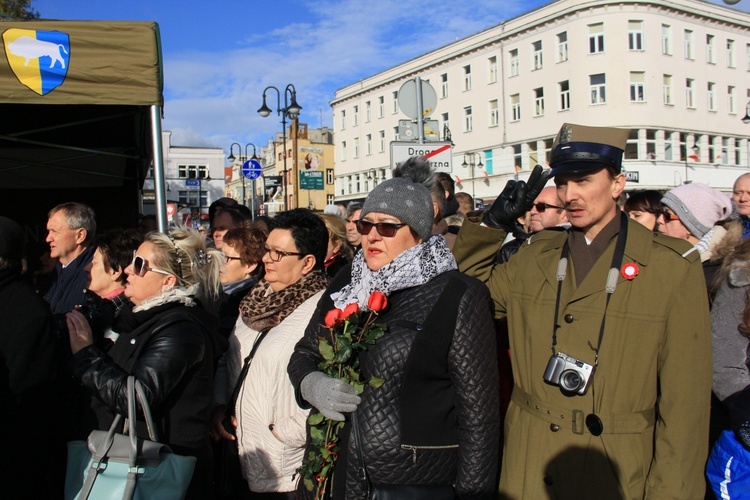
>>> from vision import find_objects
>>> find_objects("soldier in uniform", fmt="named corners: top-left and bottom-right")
top-left (453, 123), bottom-right (711, 499)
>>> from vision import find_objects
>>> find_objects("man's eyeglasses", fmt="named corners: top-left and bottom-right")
top-left (131, 254), bottom-right (172, 278)
top-left (533, 202), bottom-right (564, 213)
top-left (661, 210), bottom-right (680, 222)
top-left (355, 219), bottom-right (408, 238)
top-left (223, 254), bottom-right (242, 264)
top-left (264, 245), bottom-right (303, 262)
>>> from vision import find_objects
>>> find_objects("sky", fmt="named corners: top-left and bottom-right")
top-left (33, 0), bottom-right (748, 156)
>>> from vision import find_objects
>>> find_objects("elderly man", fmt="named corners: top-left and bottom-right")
top-left (732, 172), bottom-right (750, 238)
top-left (454, 123), bottom-right (710, 498)
top-left (44, 202), bottom-right (97, 315)
top-left (344, 201), bottom-right (363, 252)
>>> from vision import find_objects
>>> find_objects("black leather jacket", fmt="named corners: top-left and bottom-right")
top-left (289, 268), bottom-right (499, 499)
top-left (71, 301), bottom-right (227, 496)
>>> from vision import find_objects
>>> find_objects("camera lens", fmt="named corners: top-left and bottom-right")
top-left (559, 369), bottom-right (583, 392)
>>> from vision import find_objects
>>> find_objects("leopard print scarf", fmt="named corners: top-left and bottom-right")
top-left (239, 269), bottom-right (328, 331)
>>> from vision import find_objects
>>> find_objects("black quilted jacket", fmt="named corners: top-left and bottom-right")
top-left (289, 268), bottom-right (500, 499)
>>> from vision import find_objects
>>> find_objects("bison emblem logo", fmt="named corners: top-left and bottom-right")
top-left (3, 29), bottom-right (70, 95)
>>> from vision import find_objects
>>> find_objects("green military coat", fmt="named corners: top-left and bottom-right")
top-left (453, 217), bottom-right (711, 500)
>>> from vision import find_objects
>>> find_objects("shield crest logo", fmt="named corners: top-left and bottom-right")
top-left (3, 28), bottom-right (70, 96)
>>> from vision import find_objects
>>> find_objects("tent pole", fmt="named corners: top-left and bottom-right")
top-left (150, 105), bottom-right (168, 233)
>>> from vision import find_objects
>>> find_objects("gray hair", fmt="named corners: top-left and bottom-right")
top-left (49, 202), bottom-right (97, 243)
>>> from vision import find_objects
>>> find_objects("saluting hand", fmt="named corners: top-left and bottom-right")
top-left (483, 164), bottom-right (550, 230)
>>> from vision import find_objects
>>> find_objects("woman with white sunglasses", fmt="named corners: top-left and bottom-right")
top-left (66, 226), bottom-right (228, 499)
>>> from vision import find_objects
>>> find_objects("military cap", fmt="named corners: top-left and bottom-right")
top-left (549, 123), bottom-right (630, 177)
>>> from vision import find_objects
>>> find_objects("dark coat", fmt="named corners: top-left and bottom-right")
top-left (0, 266), bottom-right (66, 497)
top-left (71, 301), bottom-right (228, 499)
top-left (289, 267), bottom-right (499, 499)
top-left (44, 245), bottom-right (96, 315)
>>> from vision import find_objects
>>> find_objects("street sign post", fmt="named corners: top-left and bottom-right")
top-left (242, 159), bottom-right (262, 180)
top-left (390, 141), bottom-right (452, 173)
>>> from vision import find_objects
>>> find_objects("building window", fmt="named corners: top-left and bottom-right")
top-left (630, 72), bottom-right (645, 102)
top-left (378, 96), bottom-right (384, 118)
top-left (509, 49), bottom-right (519, 77)
top-left (534, 87), bottom-right (545, 116)
top-left (686, 78), bottom-right (695, 108)
top-left (366, 134), bottom-right (372, 155)
top-left (557, 32), bottom-right (568, 62)
top-left (489, 99), bottom-right (499, 126)
top-left (327, 194), bottom-right (335, 205)
top-left (628, 21), bottom-right (644, 51)
top-left (728, 39), bottom-right (736, 68)
top-left (340, 110), bottom-right (346, 130)
top-left (484, 150), bottom-right (493, 174)
top-left (341, 141), bottom-right (347, 161)
top-left (661, 24), bottom-right (672, 55)
top-left (326, 169), bottom-right (334, 184)
top-left (365, 101), bottom-right (371, 122)
top-left (532, 40), bottom-right (543, 70)
top-left (392, 91), bottom-right (398, 113)
top-left (442, 112), bottom-right (449, 134)
top-left (728, 86), bottom-right (736, 114)
top-left (441, 73), bottom-right (448, 98)
top-left (706, 34), bottom-right (715, 64)
top-left (510, 94), bottom-right (521, 122)
top-left (353, 138), bottom-right (359, 158)
top-left (588, 23), bottom-right (604, 54)
top-left (393, 126), bottom-right (398, 141)
top-left (590, 73), bottom-right (606, 104)
top-left (663, 74), bottom-right (673, 105)
top-left (379, 130), bottom-right (385, 152)
top-left (353, 105), bottom-right (359, 126)
top-left (463, 106), bottom-right (473, 132)
top-left (463, 65), bottom-right (472, 91)
top-left (747, 43), bottom-right (750, 71)
top-left (707, 82), bottom-right (716, 111)
top-left (559, 80), bottom-right (570, 110)
top-left (513, 144), bottom-right (522, 172)
top-left (488, 56), bottom-right (497, 84)
top-left (684, 30), bottom-right (694, 60)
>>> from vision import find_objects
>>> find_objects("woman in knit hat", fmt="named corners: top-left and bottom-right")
top-left (289, 158), bottom-right (499, 499)
top-left (659, 183), bottom-right (733, 291)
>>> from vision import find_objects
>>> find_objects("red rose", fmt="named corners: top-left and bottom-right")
top-left (367, 291), bottom-right (388, 312)
top-left (342, 302), bottom-right (359, 318)
top-left (324, 308), bottom-right (345, 328)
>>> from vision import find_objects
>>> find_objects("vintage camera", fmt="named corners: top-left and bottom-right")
top-left (543, 352), bottom-right (595, 396)
top-left (53, 288), bottom-right (116, 340)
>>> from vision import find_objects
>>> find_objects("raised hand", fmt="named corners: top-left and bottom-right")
top-left (483, 165), bottom-right (550, 230)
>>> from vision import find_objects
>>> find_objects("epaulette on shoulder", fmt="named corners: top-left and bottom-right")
top-left (652, 233), bottom-right (700, 263)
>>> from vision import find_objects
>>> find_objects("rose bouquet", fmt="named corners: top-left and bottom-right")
top-left (296, 291), bottom-right (389, 498)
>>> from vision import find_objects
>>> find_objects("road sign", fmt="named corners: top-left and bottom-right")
top-left (185, 179), bottom-right (200, 187)
top-left (300, 171), bottom-right (324, 190)
top-left (242, 159), bottom-right (262, 180)
top-left (397, 79), bottom-right (437, 119)
top-left (390, 141), bottom-right (452, 173)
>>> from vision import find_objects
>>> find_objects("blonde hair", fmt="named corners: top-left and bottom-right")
top-left (318, 213), bottom-right (353, 261)
top-left (145, 225), bottom-right (223, 301)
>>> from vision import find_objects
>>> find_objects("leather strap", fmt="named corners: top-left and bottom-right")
top-left (225, 329), bottom-right (270, 421)
top-left (511, 385), bottom-right (655, 435)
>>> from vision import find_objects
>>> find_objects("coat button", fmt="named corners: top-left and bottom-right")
top-left (550, 423), bottom-right (560, 432)
top-left (544, 475), bottom-right (554, 485)
top-left (564, 314), bottom-right (574, 323)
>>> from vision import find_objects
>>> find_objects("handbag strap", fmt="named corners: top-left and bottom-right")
top-left (224, 329), bottom-right (270, 420)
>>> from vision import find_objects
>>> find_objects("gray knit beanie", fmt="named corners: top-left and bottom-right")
top-left (660, 183), bottom-right (732, 239)
top-left (361, 177), bottom-right (434, 241)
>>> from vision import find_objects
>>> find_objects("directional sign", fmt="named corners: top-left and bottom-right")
top-left (242, 159), bottom-right (262, 180)
top-left (398, 79), bottom-right (437, 119)
top-left (185, 179), bottom-right (200, 187)
top-left (390, 141), bottom-right (452, 173)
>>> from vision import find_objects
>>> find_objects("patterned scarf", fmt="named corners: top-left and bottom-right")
top-left (239, 269), bottom-right (328, 331)
top-left (331, 235), bottom-right (457, 310)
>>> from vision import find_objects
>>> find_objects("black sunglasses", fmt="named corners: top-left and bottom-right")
top-left (355, 219), bottom-right (408, 237)
top-left (533, 202), bottom-right (564, 213)
top-left (131, 254), bottom-right (172, 278)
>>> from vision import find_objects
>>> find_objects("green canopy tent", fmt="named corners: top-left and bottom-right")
top-left (0, 20), bottom-right (167, 250)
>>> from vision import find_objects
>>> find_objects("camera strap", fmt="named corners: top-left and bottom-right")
top-left (550, 211), bottom-right (629, 365)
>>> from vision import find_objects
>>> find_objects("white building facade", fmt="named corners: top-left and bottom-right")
top-left (331, 0), bottom-right (750, 205)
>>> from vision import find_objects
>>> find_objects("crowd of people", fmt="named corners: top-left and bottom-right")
top-left (2, 122), bottom-right (750, 499)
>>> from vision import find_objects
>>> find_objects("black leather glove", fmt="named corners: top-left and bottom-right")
top-left (736, 421), bottom-right (750, 451)
top-left (483, 165), bottom-right (550, 231)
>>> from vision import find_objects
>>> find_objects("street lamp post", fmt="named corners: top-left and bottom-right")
top-left (461, 152), bottom-right (484, 202)
top-left (258, 84), bottom-right (302, 212)
top-left (742, 101), bottom-right (750, 125)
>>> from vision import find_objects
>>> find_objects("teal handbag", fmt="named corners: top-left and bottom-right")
top-left (65, 376), bottom-right (196, 500)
